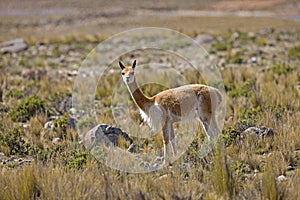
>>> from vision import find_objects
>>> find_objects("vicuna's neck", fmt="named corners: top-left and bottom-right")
top-left (126, 79), bottom-right (153, 111)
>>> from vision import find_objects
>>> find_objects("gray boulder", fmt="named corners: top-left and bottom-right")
top-left (276, 175), bottom-right (287, 182)
top-left (0, 38), bottom-right (28, 54)
top-left (241, 126), bottom-right (275, 139)
top-left (83, 124), bottom-right (133, 151)
top-left (195, 34), bottom-right (215, 44)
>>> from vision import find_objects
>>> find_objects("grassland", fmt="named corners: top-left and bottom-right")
top-left (1, 1), bottom-right (300, 199)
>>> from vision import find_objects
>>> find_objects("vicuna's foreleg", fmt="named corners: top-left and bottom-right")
top-left (162, 120), bottom-right (177, 162)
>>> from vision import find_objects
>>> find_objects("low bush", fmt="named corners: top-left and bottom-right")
top-left (5, 90), bottom-right (24, 99)
top-left (64, 150), bottom-right (89, 170)
top-left (288, 44), bottom-right (300, 59)
top-left (0, 127), bottom-right (30, 156)
top-left (9, 96), bottom-right (46, 122)
top-left (212, 41), bottom-right (227, 51)
top-left (271, 64), bottom-right (294, 75)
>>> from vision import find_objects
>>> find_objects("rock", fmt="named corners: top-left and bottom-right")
top-left (21, 70), bottom-right (36, 79)
top-left (52, 137), bottom-right (61, 144)
top-left (156, 174), bottom-right (169, 181)
top-left (36, 41), bottom-right (45, 46)
top-left (18, 159), bottom-right (32, 165)
top-left (67, 117), bottom-right (77, 130)
top-left (21, 69), bottom-right (46, 80)
top-left (276, 175), bottom-right (287, 182)
top-left (218, 58), bottom-right (226, 67)
top-left (0, 38), bottom-right (28, 54)
top-left (49, 94), bottom-right (72, 116)
top-left (1, 155), bottom-right (32, 167)
top-left (231, 32), bottom-right (240, 40)
top-left (44, 120), bottom-right (54, 131)
top-left (257, 49), bottom-right (264, 55)
top-left (247, 32), bottom-right (256, 39)
top-left (0, 152), bottom-right (6, 163)
top-left (127, 143), bottom-right (137, 153)
top-left (250, 56), bottom-right (257, 63)
top-left (195, 34), bottom-right (215, 44)
top-left (286, 165), bottom-right (294, 171)
top-left (50, 57), bottom-right (65, 64)
top-left (23, 124), bottom-right (30, 128)
top-left (59, 96), bottom-right (72, 114)
top-left (69, 108), bottom-right (76, 115)
top-left (66, 70), bottom-right (78, 77)
top-left (0, 38), bottom-right (24, 47)
top-left (241, 126), bottom-right (275, 139)
top-left (83, 124), bottom-right (133, 150)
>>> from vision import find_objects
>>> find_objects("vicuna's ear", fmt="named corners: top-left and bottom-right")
top-left (119, 61), bottom-right (125, 70)
top-left (132, 60), bottom-right (137, 69)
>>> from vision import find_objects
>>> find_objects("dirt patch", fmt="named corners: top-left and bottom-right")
top-left (211, 0), bottom-right (286, 11)
top-left (0, 0), bottom-right (299, 41)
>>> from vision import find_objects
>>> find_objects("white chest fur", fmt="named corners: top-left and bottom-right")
top-left (139, 102), bottom-right (164, 132)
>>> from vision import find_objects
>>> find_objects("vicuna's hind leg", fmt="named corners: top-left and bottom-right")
top-left (162, 121), bottom-right (176, 162)
top-left (197, 99), bottom-right (221, 140)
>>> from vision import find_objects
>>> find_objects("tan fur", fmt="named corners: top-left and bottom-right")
top-left (119, 60), bottom-right (222, 162)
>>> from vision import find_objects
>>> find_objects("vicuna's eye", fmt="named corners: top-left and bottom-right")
top-left (121, 72), bottom-right (125, 75)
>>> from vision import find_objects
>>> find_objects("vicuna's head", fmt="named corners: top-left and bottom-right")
top-left (119, 60), bottom-right (136, 84)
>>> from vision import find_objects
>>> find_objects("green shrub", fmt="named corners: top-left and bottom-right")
top-left (242, 106), bottom-right (262, 123)
top-left (226, 80), bottom-right (254, 98)
top-left (53, 46), bottom-right (61, 58)
top-left (272, 64), bottom-right (294, 75)
top-left (221, 126), bottom-right (238, 147)
top-left (0, 127), bottom-right (29, 156)
top-left (221, 119), bottom-right (255, 147)
top-left (53, 115), bottom-right (68, 133)
top-left (231, 161), bottom-right (251, 181)
top-left (255, 37), bottom-right (266, 46)
top-left (212, 41), bottom-right (227, 51)
top-left (230, 50), bottom-right (245, 64)
top-left (288, 44), bottom-right (300, 59)
top-left (34, 146), bottom-right (61, 162)
top-left (18, 58), bottom-right (30, 67)
top-left (5, 90), bottom-right (24, 99)
top-left (64, 150), bottom-right (89, 170)
top-left (9, 96), bottom-right (46, 122)
top-left (232, 57), bottom-right (243, 64)
top-left (242, 104), bottom-right (286, 124)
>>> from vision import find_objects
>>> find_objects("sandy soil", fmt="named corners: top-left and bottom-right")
top-left (211, 0), bottom-right (286, 11)
top-left (0, 0), bottom-right (299, 41)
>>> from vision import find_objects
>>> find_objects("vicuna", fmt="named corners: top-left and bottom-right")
top-left (119, 60), bottom-right (222, 163)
